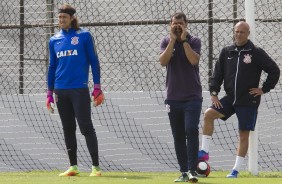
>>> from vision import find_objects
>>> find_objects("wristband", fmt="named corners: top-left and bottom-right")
top-left (94, 84), bottom-right (101, 89)
top-left (47, 90), bottom-right (53, 97)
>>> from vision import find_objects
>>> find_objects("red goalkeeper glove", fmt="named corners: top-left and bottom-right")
top-left (46, 90), bottom-right (55, 113)
top-left (91, 84), bottom-right (105, 107)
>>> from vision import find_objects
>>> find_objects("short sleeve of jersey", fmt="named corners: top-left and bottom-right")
top-left (190, 36), bottom-right (201, 55)
top-left (160, 37), bottom-right (169, 53)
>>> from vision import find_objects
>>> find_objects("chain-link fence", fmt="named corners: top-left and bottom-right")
top-left (0, 0), bottom-right (281, 172)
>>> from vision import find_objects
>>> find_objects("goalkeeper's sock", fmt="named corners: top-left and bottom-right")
top-left (59, 165), bottom-right (79, 177)
top-left (89, 166), bottom-right (102, 177)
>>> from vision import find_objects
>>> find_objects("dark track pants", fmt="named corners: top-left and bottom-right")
top-left (55, 88), bottom-right (99, 166)
top-left (166, 99), bottom-right (202, 172)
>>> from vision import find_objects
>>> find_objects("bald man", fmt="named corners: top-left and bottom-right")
top-left (198, 21), bottom-right (280, 178)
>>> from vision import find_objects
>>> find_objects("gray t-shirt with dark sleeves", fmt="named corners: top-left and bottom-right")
top-left (160, 34), bottom-right (202, 101)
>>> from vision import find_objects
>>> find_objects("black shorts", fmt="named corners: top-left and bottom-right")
top-left (210, 96), bottom-right (258, 131)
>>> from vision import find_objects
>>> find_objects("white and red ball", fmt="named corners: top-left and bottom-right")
top-left (196, 160), bottom-right (211, 177)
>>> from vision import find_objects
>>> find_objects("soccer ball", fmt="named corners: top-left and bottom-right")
top-left (196, 160), bottom-right (211, 177)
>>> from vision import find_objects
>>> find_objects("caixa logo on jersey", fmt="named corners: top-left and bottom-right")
top-left (57, 49), bottom-right (78, 58)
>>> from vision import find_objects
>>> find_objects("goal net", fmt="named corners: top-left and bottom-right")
top-left (0, 0), bottom-right (281, 172)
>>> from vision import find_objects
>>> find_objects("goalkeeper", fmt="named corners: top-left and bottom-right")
top-left (198, 21), bottom-right (280, 178)
top-left (46, 4), bottom-right (104, 177)
top-left (159, 12), bottom-right (202, 183)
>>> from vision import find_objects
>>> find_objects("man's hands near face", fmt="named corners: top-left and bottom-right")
top-left (179, 24), bottom-right (188, 40)
top-left (170, 24), bottom-right (178, 41)
top-left (170, 24), bottom-right (188, 41)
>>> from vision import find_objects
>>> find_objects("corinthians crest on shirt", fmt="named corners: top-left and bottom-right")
top-left (71, 36), bottom-right (79, 45)
top-left (243, 54), bottom-right (252, 64)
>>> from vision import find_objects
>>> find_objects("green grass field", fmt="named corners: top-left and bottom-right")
top-left (0, 171), bottom-right (282, 184)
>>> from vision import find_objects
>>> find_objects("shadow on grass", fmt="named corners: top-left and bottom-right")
top-left (102, 175), bottom-right (152, 180)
